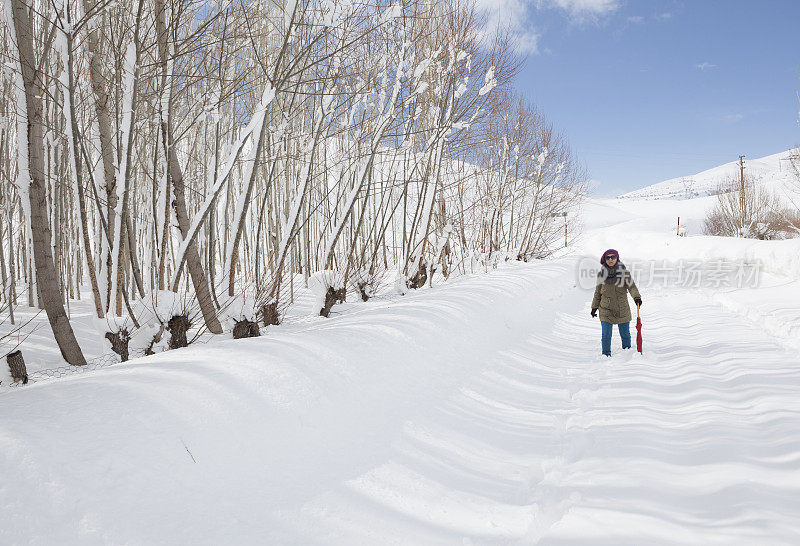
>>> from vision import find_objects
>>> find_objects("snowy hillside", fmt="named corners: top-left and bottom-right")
top-left (619, 149), bottom-right (799, 200)
top-left (3, 185), bottom-right (800, 544)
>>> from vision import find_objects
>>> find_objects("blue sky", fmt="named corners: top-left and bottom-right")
top-left (480, 0), bottom-right (800, 196)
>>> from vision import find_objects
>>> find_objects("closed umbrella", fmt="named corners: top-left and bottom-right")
top-left (636, 304), bottom-right (643, 353)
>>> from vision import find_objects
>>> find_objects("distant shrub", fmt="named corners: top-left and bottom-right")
top-left (763, 208), bottom-right (800, 239)
top-left (703, 176), bottom-right (798, 239)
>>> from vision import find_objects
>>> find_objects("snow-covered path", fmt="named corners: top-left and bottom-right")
top-left (298, 282), bottom-right (800, 544)
top-left (4, 255), bottom-right (799, 544)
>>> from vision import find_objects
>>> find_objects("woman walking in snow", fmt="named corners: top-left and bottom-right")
top-left (591, 249), bottom-right (642, 356)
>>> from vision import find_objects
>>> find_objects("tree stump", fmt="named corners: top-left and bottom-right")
top-left (320, 286), bottom-right (346, 318)
top-left (167, 314), bottom-right (191, 349)
top-left (232, 319), bottom-right (260, 339)
top-left (105, 329), bottom-right (130, 362)
top-left (7, 350), bottom-right (28, 384)
top-left (407, 263), bottom-right (427, 289)
top-left (356, 281), bottom-right (370, 302)
top-left (260, 302), bottom-right (280, 326)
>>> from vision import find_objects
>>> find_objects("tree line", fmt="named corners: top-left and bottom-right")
top-left (0, 0), bottom-right (586, 365)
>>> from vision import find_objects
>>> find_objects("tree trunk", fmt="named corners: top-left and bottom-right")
top-left (232, 319), bottom-right (260, 339)
top-left (125, 212), bottom-right (145, 298)
top-left (167, 149), bottom-right (223, 334)
top-left (65, 22), bottom-right (104, 318)
top-left (104, 329), bottom-right (130, 362)
top-left (155, 0), bottom-right (221, 334)
top-left (10, 0), bottom-right (86, 365)
top-left (226, 120), bottom-right (270, 296)
top-left (81, 1), bottom-right (117, 309)
top-left (7, 350), bottom-right (27, 384)
top-left (167, 314), bottom-right (190, 349)
top-left (319, 286), bottom-right (346, 318)
top-left (260, 301), bottom-right (280, 326)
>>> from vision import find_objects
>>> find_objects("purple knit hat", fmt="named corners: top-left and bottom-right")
top-left (600, 249), bottom-right (619, 264)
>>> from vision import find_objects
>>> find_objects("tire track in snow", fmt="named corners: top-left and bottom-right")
top-left (299, 269), bottom-right (594, 544)
top-left (539, 289), bottom-right (800, 545)
top-left (302, 278), bottom-right (800, 544)
top-left (513, 310), bottom-right (608, 544)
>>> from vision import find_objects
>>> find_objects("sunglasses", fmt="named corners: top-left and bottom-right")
top-left (605, 255), bottom-right (618, 261)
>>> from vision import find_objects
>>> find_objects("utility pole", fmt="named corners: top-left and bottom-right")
top-left (738, 155), bottom-right (746, 216)
top-left (552, 212), bottom-right (568, 247)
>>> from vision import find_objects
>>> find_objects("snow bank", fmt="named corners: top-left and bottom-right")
top-left (0, 260), bottom-right (574, 544)
top-left (580, 196), bottom-right (800, 280)
top-left (620, 148), bottom-right (799, 200)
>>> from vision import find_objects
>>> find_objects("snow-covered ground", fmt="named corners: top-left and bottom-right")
top-left (619, 148), bottom-right (799, 201)
top-left (2, 159), bottom-right (800, 544)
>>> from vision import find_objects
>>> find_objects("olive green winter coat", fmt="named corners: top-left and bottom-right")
top-left (591, 265), bottom-right (641, 324)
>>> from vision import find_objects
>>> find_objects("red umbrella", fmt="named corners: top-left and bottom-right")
top-left (636, 304), bottom-right (643, 353)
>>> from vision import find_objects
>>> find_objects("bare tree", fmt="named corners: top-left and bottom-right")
top-left (0, 0), bottom-right (588, 359)
top-left (703, 175), bottom-right (795, 239)
top-left (6, 0), bottom-right (86, 364)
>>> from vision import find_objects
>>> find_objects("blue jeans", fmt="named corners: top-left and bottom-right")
top-left (601, 321), bottom-right (631, 356)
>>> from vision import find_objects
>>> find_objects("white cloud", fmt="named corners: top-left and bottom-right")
top-left (547, 0), bottom-right (619, 15)
top-left (515, 32), bottom-right (541, 54)
top-left (536, 0), bottom-right (619, 23)
top-left (475, 0), bottom-right (540, 54)
top-left (695, 62), bottom-right (717, 71)
top-left (627, 15), bottom-right (645, 24)
top-left (473, 0), bottom-right (620, 53)
top-left (723, 113), bottom-right (745, 123)
top-left (656, 12), bottom-right (673, 20)
top-left (538, 0), bottom-right (620, 24)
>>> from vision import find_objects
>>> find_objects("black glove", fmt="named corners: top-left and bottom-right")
top-left (634, 297), bottom-right (642, 307)
top-left (591, 308), bottom-right (598, 318)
